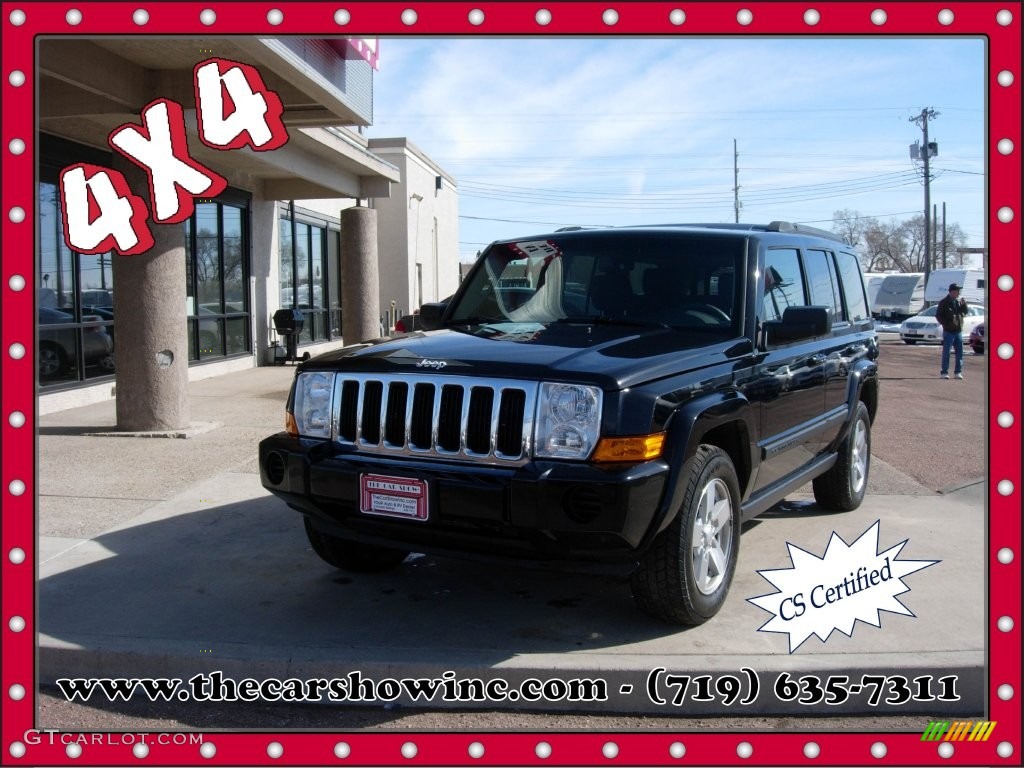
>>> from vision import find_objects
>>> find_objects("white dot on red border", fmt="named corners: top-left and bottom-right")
top-left (997, 615), bottom-right (1014, 632)
top-left (938, 9), bottom-right (954, 24)
top-left (334, 742), bottom-right (351, 758)
top-left (468, 742), bottom-right (484, 759)
top-left (997, 139), bottom-right (1015, 155)
top-left (997, 548), bottom-right (1014, 564)
top-left (9, 616), bottom-right (26, 632)
top-left (997, 343), bottom-right (1014, 360)
top-left (536, 9), bottom-right (552, 25)
top-left (9, 480), bottom-right (26, 496)
top-left (401, 742), bottom-right (417, 759)
top-left (997, 207), bottom-right (1014, 223)
top-left (66, 743), bottom-right (83, 759)
top-left (267, 742), bottom-right (283, 758)
top-left (669, 742), bottom-right (686, 758)
top-left (468, 9), bottom-right (484, 25)
top-left (997, 480), bottom-right (1014, 496)
top-left (334, 9), bottom-right (351, 25)
top-left (401, 8), bottom-right (417, 24)
top-left (9, 9), bottom-right (26, 25)
top-left (8, 683), bottom-right (26, 700)
top-left (8, 138), bottom-right (25, 155)
top-left (737, 742), bottom-right (753, 758)
top-left (737, 9), bottom-right (753, 25)
top-left (938, 742), bottom-right (954, 758)
top-left (9, 548), bottom-right (26, 564)
top-left (804, 9), bottom-right (821, 25)
top-left (871, 742), bottom-right (887, 758)
top-left (996, 9), bottom-right (1013, 25)
top-left (9, 343), bottom-right (26, 360)
top-left (870, 9), bottom-right (887, 24)
top-left (9, 70), bottom-right (26, 87)
top-left (133, 743), bottom-right (149, 758)
top-left (267, 9), bottom-right (284, 25)
top-left (200, 742), bottom-right (216, 759)
top-left (997, 275), bottom-right (1014, 291)
top-left (132, 9), bottom-right (149, 25)
top-left (9, 743), bottom-right (27, 759)
top-left (200, 8), bottom-right (216, 25)
top-left (65, 8), bottom-right (82, 25)
top-left (997, 684), bottom-right (1014, 700)
top-left (997, 742), bottom-right (1014, 758)
top-left (9, 274), bottom-right (26, 291)
top-left (536, 742), bottom-right (552, 759)
top-left (998, 411), bottom-right (1015, 428)
top-left (669, 9), bottom-right (685, 24)
top-left (10, 411), bottom-right (27, 428)
top-left (804, 742), bottom-right (821, 758)
top-left (9, 207), bottom-right (25, 223)
top-left (997, 70), bottom-right (1015, 87)
top-left (602, 9), bottom-right (619, 25)
top-left (603, 742), bottom-right (619, 758)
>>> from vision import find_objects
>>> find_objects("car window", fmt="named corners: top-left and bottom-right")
top-left (803, 249), bottom-right (842, 324)
top-left (762, 248), bottom-right (805, 322)
top-left (834, 250), bottom-right (870, 322)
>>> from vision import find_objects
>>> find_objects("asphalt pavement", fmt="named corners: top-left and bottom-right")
top-left (35, 344), bottom-right (987, 718)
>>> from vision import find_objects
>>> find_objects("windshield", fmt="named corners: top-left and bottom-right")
top-left (448, 233), bottom-right (745, 337)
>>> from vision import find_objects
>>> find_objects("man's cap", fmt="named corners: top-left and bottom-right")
top-left (949, 282), bottom-right (962, 291)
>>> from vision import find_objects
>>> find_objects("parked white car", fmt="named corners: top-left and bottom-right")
top-left (900, 304), bottom-right (985, 345)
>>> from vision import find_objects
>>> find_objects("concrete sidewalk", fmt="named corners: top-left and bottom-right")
top-left (36, 367), bottom-right (986, 716)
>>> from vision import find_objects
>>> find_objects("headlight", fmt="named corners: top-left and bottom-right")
top-left (534, 383), bottom-right (602, 460)
top-left (293, 372), bottom-right (335, 438)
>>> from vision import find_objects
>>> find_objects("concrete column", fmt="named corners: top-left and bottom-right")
top-left (341, 206), bottom-right (381, 344)
top-left (111, 156), bottom-right (191, 431)
top-left (250, 197), bottom-right (278, 364)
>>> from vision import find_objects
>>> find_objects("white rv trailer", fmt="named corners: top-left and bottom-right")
top-left (925, 268), bottom-right (985, 304)
top-left (863, 273), bottom-right (891, 311)
top-left (873, 273), bottom-right (925, 320)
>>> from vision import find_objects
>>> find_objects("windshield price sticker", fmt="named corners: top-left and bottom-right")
top-left (359, 474), bottom-right (429, 521)
top-left (644, 669), bottom-right (960, 709)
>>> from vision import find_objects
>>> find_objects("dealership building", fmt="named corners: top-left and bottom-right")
top-left (37, 37), bottom-right (459, 418)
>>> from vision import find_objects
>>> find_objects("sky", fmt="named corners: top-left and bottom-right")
top-left (365, 36), bottom-right (986, 266)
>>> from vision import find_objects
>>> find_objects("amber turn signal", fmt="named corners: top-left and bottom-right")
top-left (285, 411), bottom-right (299, 436)
top-left (592, 433), bottom-right (666, 463)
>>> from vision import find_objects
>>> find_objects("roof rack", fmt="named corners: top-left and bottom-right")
top-left (765, 220), bottom-right (850, 245)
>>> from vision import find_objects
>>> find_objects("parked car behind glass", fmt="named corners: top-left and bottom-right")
top-left (38, 307), bottom-right (115, 380)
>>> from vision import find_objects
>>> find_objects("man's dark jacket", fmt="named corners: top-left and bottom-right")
top-left (936, 294), bottom-right (968, 333)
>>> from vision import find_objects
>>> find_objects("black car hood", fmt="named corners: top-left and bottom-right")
top-left (303, 324), bottom-right (749, 390)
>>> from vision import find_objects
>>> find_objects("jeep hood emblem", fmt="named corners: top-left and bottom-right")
top-left (416, 358), bottom-right (448, 370)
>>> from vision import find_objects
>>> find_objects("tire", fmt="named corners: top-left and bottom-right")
top-left (812, 401), bottom-right (871, 512)
top-left (303, 517), bottom-right (410, 573)
top-left (902, 339), bottom-right (917, 345)
top-left (38, 342), bottom-right (68, 380)
top-left (631, 445), bottom-right (741, 625)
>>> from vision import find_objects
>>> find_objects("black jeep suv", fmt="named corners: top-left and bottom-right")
top-left (260, 222), bottom-right (878, 625)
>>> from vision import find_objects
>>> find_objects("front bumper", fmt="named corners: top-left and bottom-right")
top-left (259, 433), bottom-right (670, 563)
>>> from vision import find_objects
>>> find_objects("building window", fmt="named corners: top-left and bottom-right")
top-left (279, 206), bottom-right (342, 344)
top-left (37, 180), bottom-right (117, 385)
top-left (185, 199), bottom-right (252, 362)
top-left (38, 134), bottom-right (252, 389)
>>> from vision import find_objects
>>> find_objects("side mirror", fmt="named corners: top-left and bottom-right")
top-left (417, 302), bottom-right (448, 331)
top-left (763, 305), bottom-right (831, 345)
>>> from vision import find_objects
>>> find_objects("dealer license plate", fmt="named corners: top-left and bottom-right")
top-left (359, 474), bottom-right (429, 521)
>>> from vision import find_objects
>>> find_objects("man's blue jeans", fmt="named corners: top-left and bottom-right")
top-left (941, 330), bottom-right (964, 375)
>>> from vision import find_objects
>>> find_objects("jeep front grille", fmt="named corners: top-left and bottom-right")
top-left (333, 374), bottom-right (537, 464)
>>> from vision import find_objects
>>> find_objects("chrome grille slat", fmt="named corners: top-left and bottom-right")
top-left (333, 373), bottom-right (538, 466)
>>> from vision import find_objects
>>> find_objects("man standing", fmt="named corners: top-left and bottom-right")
top-left (936, 282), bottom-right (968, 379)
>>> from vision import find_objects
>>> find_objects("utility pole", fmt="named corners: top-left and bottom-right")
top-left (910, 108), bottom-right (939, 295)
top-left (942, 202), bottom-right (947, 268)
top-left (733, 139), bottom-right (740, 223)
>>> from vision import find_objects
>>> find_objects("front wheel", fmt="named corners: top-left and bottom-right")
top-left (631, 445), bottom-right (741, 625)
top-left (813, 401), bottom-right (871, 511)
top-left (303, 517), bottom-right (410, 573)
